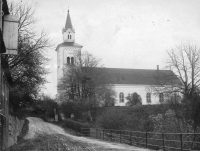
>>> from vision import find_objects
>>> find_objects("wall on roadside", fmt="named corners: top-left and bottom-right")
top-left (8, 115), bottom-right (24, 147)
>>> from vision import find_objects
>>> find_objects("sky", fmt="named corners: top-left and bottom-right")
top-left (13, 0), bottom-right (200, 98)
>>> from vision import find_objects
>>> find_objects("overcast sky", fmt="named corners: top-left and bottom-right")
top-left (13, 0), bottom-right (200, 98)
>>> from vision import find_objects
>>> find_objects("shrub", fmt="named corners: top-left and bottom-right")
top-left (95, 105), bottom-right (169, 131)
top-left (63, 119), bottom-right (90, 132)
top-left (59, 101), bottom-right (82, 119)
top-left (126, 92), bottom-right (142, 106)
top-left (150, 109), bottom-right (194, 133)
top-left (149, 109), bottom-right (195, 150)
top-left (95, 108), bottom-right (129, 130)
top-left (32, 96), bottom-right (58, 120)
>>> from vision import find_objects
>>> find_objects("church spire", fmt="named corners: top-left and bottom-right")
top-left (62, 8), bottom-right (75, 42)
top-left (64, 9), bottom-right (74, 31)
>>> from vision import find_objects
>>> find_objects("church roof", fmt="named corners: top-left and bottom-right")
top-left (92, 67), bottom-right (181, 86)
top-left (55, 42), bottom-right (83, 51)
top-left (64, 10), bottom-right (74, 32)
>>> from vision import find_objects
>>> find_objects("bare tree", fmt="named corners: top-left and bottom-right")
top-left (96, 85), bottom-right (116, 107)
top-left (155, 43), bottom-right (200, 134)
top-left (4, 2), bottom-right (51, 111)
top-left (146, 43), bottom-right (200, 103)
top-left (166, 43), bottom-right (200, 100)
top-left (59, 51), bottom-right (101, 99)
top-left (58, 51), bottom-right (115, 121)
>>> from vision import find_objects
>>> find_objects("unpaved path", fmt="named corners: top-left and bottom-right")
top-left (12, 117), bottom-right (152, 151)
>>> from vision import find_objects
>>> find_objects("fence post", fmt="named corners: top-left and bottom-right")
top-left (130, 131), bottom-right (132, 145)
top-left (162, 132), bottom-right (165, 150)
top-left (146, 132), bottom-right (148, 148)
top-left (103, 129), bottom-right (104, 140)
top-left (99, 129), bottom-right (101, 139)
top-left (111, 130), bottom-right (113, 141)
top-left (180, 133), bottom-right (183, 151)
top-left (47, 139), bottom-right (49, 150)
top-left (80, 128), bottom-right (82, 136)
top-left (120, 130), bottom-right (122, 143)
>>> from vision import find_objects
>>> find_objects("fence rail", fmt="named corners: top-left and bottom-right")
top-left (80, 128), bottom-right (200, 151)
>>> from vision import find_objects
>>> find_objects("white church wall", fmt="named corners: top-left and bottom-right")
top-left (113, 84), bottom-right (160, 106)
top-left (57, 48), bottom-right (62, 81)
top-left (63, 47), bottom-right (80, 63)
top-left (57, 46), bottom-right (81, 82)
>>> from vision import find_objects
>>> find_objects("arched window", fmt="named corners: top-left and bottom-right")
top-left (159, 93), bottom-right (164, 103)
top-left (67, 57), bottom-right (70, 65)
top-left (71, 57), bottom-right (74, 65)
top-left (119, 92), bottom-right (124, 103)
top-left (146, 93), bottom-right (151, 104)
top-left (68, 32), bottom-right (71, 39)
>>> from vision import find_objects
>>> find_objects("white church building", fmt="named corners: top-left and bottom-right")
top-left (56, 10), bottom-right (181, 106)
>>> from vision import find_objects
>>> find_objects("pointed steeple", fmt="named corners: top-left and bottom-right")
top-left (62, 8), bottom-right (75, 42)
top-left (64, 9), bottom-right (74, 31)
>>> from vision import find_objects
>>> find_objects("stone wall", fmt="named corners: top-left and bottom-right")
top-left (8, 115), bottom-right (24, 147)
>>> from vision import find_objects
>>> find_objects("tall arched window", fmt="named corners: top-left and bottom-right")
top-left (67, 57), bottom-right (70, 65)
top-left (146, 93), bottom-right (151, 104)
top-left (119, 92), bottom-right (124, 103)
top-left (71, 57), bottom-right (74, 65)
top-left (159, 93), bottom-right (164, 103)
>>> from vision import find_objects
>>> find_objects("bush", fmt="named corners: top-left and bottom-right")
top-left (149, 109), bottom-right (195, 150)
top-left (32, 96), bottom-right (58, 120)
top-left (59, 101), bottom-right (82, 119)
top-left (95, 105), bottom-right (169, 131)
top-left (63, 119), bottom-right (90, 132)
top-left (95, 108), bottom-right (129, 129)
top-left (59, 99), bottom-right (94, 121)
top-left (126, 92), bottom-right (142, 106)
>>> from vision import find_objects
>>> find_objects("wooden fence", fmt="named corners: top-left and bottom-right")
top-left (80, 128), bottom-right (200, 151)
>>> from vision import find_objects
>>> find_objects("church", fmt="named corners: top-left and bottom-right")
top-left (56, 10), bottom-right (181, 106)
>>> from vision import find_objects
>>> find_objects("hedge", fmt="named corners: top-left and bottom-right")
top-left (63, 119), bottom-right (90, 132)
top-left (95, 104), bottom-right (170, 131)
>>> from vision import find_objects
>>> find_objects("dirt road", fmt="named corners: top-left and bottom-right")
top-left (11, 117), bottom-right (152, 151)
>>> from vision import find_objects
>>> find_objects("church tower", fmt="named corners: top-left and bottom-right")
top-left (56, 9), bottom-right (83, 94)
top-left (62, 9), bottom-right (75, 42)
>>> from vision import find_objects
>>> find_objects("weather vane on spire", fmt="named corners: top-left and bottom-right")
top-left (68, 7), bottom-right (69, 13)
